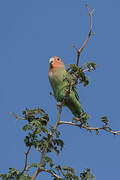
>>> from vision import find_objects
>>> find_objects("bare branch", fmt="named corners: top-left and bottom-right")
top-left (58, 121), bottom-right (120, 136)
top-left (73, 5), bottom-right (95, 66)
top-left (32, 168), bottom-right (41, 180)
top-left (24, 147), bottom-right (31, 170)
top-left (72, 44), bottom-right (79, 52)
top-left (54, 104), bottom-right (63, 130)
top-left (19, 128), bottom-right (38, 178)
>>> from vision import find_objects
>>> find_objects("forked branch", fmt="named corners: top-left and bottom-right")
top-left (73, 4), bottom-right (95, 66)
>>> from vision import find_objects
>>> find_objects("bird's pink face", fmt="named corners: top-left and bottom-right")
top-left (49, 56), bottom-right (65, 72)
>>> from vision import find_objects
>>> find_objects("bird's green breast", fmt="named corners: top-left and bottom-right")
top-left (49, 68), bottom-right (67, 101)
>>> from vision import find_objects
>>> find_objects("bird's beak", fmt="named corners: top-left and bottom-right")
top-left (49, 57), bottom-right (54, 68)
top-left (49, 57), bottom-right (54, 64)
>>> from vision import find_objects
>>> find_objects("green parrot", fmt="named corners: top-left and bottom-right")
top-left (48, 56), bottom-right (83, 117)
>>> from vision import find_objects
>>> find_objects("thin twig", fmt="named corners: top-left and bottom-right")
top-left (19, 129), bottom-right (38, 178)
top-left (83, 68), bottom-right (91, 72)
top-left (73, 5), bottom-right (95, 66)
top-left (9, 112), bottom-right (25, 121)
top-left (54, 105), bottom-right (63, 130)
top-left (19, 146), bottom-right (31, 176)
top-left (24, 147), bottom-right (31, 170)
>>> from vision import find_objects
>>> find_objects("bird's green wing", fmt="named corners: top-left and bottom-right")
top-left (65, 70), bottom-right (80, 102)
top-left (72, 86), bottom-right (79, 101)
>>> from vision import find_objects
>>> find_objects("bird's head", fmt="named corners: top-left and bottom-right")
top-left (49, 56), bottom-right (65, 73)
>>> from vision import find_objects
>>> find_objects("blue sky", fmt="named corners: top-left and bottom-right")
top-left (0, 0), bottom-right (120, 179)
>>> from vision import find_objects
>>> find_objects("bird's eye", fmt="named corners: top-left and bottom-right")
top-left (57, 58), bottom-right (60, 61)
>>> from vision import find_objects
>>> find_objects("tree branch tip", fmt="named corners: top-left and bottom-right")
top-left (85, 3), bottom-right (88, 8)
top-left (91, 32), bottom-right (96, 36)
top-left (91, 8), bottom-right (95, 14)
top-left (8, 112), bottom-right (25, 121)
top-left (8, 112), bottom-right (18, 118)
top-left (72, 44), bottom-right (79, 52)
top-left (85, 5), bottom-right (90, 14)
top-left (87, 6), bottom-right (95, 16)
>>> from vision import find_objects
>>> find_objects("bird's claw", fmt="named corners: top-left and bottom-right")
top-left (57, 102), bottom-right (63, 108)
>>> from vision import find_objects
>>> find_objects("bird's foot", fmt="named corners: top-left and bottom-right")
top-left (57, 102), bottom-right (63, 108)
top-left (57, 101), bottom-right (65, 109)
top-left (63, 95), bottom-right (69, 102)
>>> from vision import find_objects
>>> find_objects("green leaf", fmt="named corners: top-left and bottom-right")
top-left (73, 112), bottom-right (90, 125)
top-left (35, 139), bottom-right (48, 151)
top-left (80, 168), bottom-right (95, 180)
top-left (19, 175), bottom-right (32, 180)
top-left (83, 62), bottom-right (96, 71)
top-left (101, 116), bottom-right (109, 125)
top-left (53, 139), bottom-right (64, 151)
top-left (0, 167), bottom-right (24, 180)
top-left (62, 166), bottom-right (76, 175)
top-left (55, 165), bottom-right (62, 175)
top-left (54, 165), bottom-right (79, 180)
top-left (53, 147), bottom-right (60, 156)
top-left (30, 163), bottom-right (40, 168)
top-left (49, 126), bottom-right (61, 138)
top-left (68, 64), bottom-right (79, 72)
top-left (95, 129), bottom-right (99, 135)
top-left (44, 156), bottom-right (55, 168)
top-left (0, 174), bottom-right (8, 179)
top-left (22, 108), bottom-right (49, 125)
top-left (22, 124), bottom-right (34, 131)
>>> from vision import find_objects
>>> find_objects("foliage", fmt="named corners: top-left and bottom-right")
top-left (53, 165), bottom-right (79, 180)
top-left (67, 62), bottom-right (96, 87)
top-left (80, 168), bottom-right (95, 180)
top-left (72, 112), bottom-right (90, 125)
top-left (0, 167), bottom-right (31, 180)
top-left (0, 107), bottom-right (95, 179)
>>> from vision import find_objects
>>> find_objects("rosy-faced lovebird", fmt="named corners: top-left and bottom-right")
top-left (48, 56), bottom-right (83, 117)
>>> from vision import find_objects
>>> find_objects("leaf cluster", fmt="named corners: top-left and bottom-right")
top-left (22, 108), bottom-right (49, 125)
top-left (0, 107), bottom-right (96, 180)
top-left (0, 168), bottom-right (31, 180)
top-left (72, 112), bottom-right (90, 126)
top-left (53, 165), bottom-right (79, 180)
top-left (0, 108), bottom-right (66, 179)
top-left (101, 116), bottom-right (112, 132)
top-left (22, 108), bottom-right (64, 156)
top-left (67, 62), bottom-right (96, 87)
top-left (80, 168), bottom-right (95, 180)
